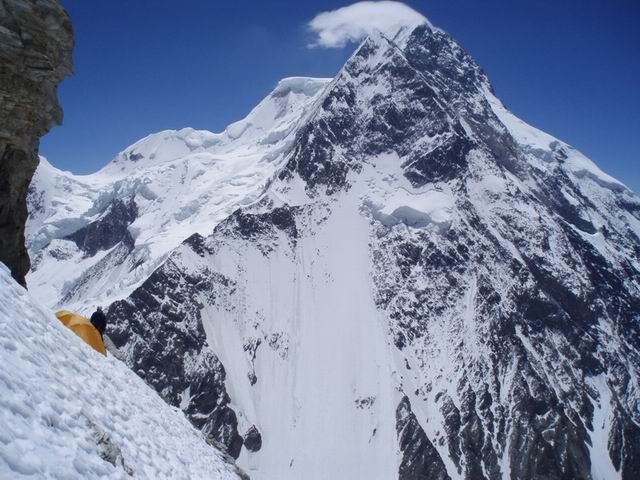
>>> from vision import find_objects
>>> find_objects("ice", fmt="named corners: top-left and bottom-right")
top-left (272, 77), bottom-right (332, 97)
top-left (376, 189), bottom-right (454, 227)
top-left (361, 152), bottom-right (454, 229)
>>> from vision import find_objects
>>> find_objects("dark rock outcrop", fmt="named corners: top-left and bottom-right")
top-left (0, 0), bottom-right (73, 286)
top-left (65, 197), bottom-right (138, 256)
top-left (243, 425), bottom-right (262, 452)
top-left (106, 249), bottom-right (244, 459)
top-left (396, 396), bottom-right (450, 480)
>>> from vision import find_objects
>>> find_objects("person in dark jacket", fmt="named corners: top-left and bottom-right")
top-left (90, 307), bottom-right (107, 337)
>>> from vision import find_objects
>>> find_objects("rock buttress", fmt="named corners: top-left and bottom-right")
top-left (0, 0), bottom-right (73, 286)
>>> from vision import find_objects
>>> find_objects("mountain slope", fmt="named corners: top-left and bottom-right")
top-left (0, 264), bottom-right (247, 479)
top-left (26, 77), bottom-right (330, 309)
top-left (29, 17), bottom-right (640, 480)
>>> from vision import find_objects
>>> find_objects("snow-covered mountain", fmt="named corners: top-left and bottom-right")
top-left (28, 17), bottom-right (640, 480)
top-left (0, 263), bottom-right (247, 479)
top-left (27, 77), bottom-right (330, 309)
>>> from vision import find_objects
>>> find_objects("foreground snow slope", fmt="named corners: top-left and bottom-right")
top-left (27, 77), bottom-right (331, 310)
top-left (0, 264), bottom-right (246, 480)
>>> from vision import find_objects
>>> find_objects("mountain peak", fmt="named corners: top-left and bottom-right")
top-left (277, 21), bottom-right (496, 195)
top-left (100, 77), bottom-right (332, 177)
top-left (271, 76), bottom-right (332, 97)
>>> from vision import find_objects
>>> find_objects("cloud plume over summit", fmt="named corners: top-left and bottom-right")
top-left (308, 1), bottom-right (428, 48)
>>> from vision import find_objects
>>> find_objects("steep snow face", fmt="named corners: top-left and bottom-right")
top-left (201, 199), bottom-right (402, 479)
top-left (26, 77), bottom-right (331, 310)
top-left (29, 19), bottom-right (640, 480)
top-left (108, 199), bottom-right (405, 478)
top-left (0, 264), bottom-right (246, 480)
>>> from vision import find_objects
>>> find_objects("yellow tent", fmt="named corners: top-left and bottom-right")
top-left (55, 310), bottom-right (107, 356)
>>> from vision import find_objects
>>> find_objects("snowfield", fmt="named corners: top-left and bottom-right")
top-left (0, 264), bottom-right (246, 480)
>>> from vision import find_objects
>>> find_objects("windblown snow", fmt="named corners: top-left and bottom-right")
top-left (0, 264), bottom-right (245, 479)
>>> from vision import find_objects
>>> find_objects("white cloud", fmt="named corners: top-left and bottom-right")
top-left (308, 1), bottom-right (429, 49)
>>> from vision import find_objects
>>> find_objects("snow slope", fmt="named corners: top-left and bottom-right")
top-left (0, 264), bottom-right (246, 480)
top-left (203, 195), bottom-right (402, 479)
top-left (27, 77), bottom-right (331, 310)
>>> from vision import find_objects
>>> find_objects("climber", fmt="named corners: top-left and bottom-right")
top-left (90, 306), bottom-right (107, 338)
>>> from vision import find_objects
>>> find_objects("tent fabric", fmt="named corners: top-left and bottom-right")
top-left (55, 310), bottom-right (106, 356)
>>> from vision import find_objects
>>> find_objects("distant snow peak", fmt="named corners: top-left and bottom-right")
top-left (102, 77), bottom-right (332, 177)
top-left (26, 74), bottom-right (331, 311)
top-left (308, 1), bottom-right (430, 49)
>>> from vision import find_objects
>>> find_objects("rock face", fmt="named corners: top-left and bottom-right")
top-left (106, 239), bottom-right (244, 459)
top-left (243, 425), bottom-right (262, 453)
top-left (65, 197), bottom-right (138, 257)
top-left (0, 0), bottom-right (73, 286)
top-left (27, 14), bottom-right (640, 480)
top-left (396, 396), bottom-right (450, 480)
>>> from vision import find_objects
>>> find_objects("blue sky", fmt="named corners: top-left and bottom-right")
top-left (44, 0), bottom-right (639, 193)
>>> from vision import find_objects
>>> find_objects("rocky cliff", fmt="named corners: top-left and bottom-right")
top-left (0, 0), bottom-right (73, 286)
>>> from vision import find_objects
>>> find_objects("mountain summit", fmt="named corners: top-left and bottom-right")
top-left (28, 19), bottom-right (640, 480)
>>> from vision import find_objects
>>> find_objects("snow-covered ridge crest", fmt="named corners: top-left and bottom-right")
top-left (484, 87), bottom-right (629, 193)
top-left (103, 76), bottom-right (332, 175)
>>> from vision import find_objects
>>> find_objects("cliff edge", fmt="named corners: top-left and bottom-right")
top-left (0, 0), bottom-right (73, 286)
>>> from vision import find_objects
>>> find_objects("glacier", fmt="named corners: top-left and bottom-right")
top-left (27, 76), bottom-right (331, 309)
